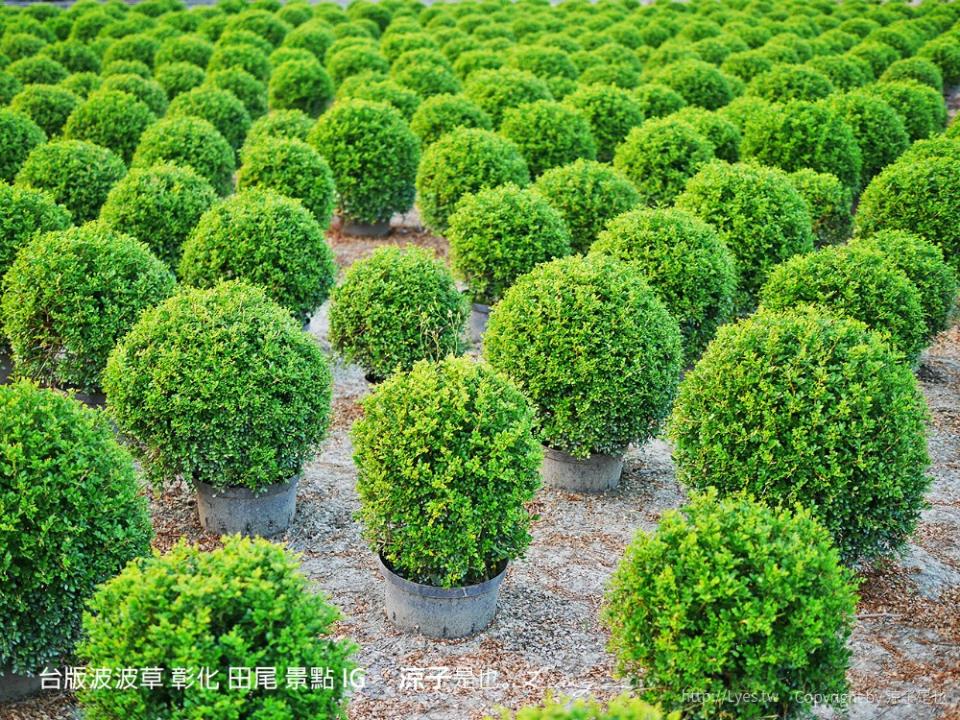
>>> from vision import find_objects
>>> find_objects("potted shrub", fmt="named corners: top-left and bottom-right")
top-left (871, 79), bottom-right (947, 141)
top-left (668, 106), bottom-right (741, 162)
top-left (562, 84), bottom-right (645, 163)
top-left (462, 67), bottom-right (552, 126)
top-left (0, 109), bottom-right (45, 183)
top-left (9, 84), bottom-right (79, 138)
top-left (103, 281), bottom-right (332, 536)
top-left (650, 58), bottom-right (736, 109)
top-left (78, 536), bottom-right (356, 718)
top-left (245, 108), bottom-right (314, 147)
top-left (631, 82), bottom-right (687, 118)
top-left (390, 48), bottom-right (462, 97)
top-left (308, 99), bottom-right (419, 236)
top-left (447, 184), bottom-right (571, 342)
top-left (268, 58), bottom-right (334, 116)
top-left (62, 89), bottom-right (156, 164)
top-left (204, 67), bottom-right (269, 120)
top-left (326, 44), bottom-right (390, 86)
top-left (669, 308), bottom-right (930, 562)
top-left (0, 381), bottom-right (151, 701)
top-left (100, 73), bottom-right (168, 116)
top-left (409, 93), bottom-right (491, 147)
top-left (166, 84), bottom-right (252, 151)
top-left (746, 63), bottom-right (835, 101)
top-left (338, 74), bottom-right (421, 120)
top-left (352, 356), bottom-right (542, 637)
top-left (484, 255), bottom-right (682, 492)
top-left (604, 490), bottom-right (858, 718)
top-left (1, 225), bottom-right (175, 403)
top-left (329, 246), bottom-right (468, 382)
top-left (500, 100), bottom-right (597, 178)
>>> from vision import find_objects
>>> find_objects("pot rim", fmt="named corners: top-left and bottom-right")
top-left (195, 474), bottom-right (301, 499)
top-left (377, 553), bottom-right (507, 599)
top-left (543, 445), bottom-right (624, 463)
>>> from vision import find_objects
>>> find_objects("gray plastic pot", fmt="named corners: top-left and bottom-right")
top-left (342, 218), bottom-right (391, 237)
top-left (0, 669), bottom-right (43, 702)
top-left (541, 446), bottom-right (623, 492)
top-left (378, 554), bottom-right (507, 639)
top-left (196, 476), bottom-right (299, 537)
top-left (469, 302), bottom-right (490, 345)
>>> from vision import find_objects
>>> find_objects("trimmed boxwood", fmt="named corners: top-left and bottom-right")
top-left (207, 43), bottom-right (271, 82)
top-left (326, 43), bottom-right (389, 85)
top-left (788, 169), bottom-right (853, 247)
top-left (15, 139), bottom-right (126, 223)
top-left (676, 161), bottom-right (814, 313)
top-left (0, 32), bottom-right (47, 63)
top-left (0, 71), bottom-right (23, 105)
top-left (132, 115), bottom-right (236, 196)
top-left (78, 536), bottom-right (355, 719)
top-left (447, 184), bottom-right (571, 306)
top-left (0, 108), bottom-right (45, 183)
top-left (462, 67), bottom-right (552, 126)
top-left (100, 60), bottom-right (153, 80)
top-left (101, 72), bottom-right (169, 117)
top-left (415, 127), bottom-right (529, 233)
top-left (632, 82), bottom-right (687, 118)
top-left (650, 59), bottom-right (736, 110)
top-left (507, 44), bottom-right (577, 81)
top-left (103, 281), bottom-right (332, 491)
top-left (390, 49), bottom-right (462, 97)
top-left (919, 34), bottom-right (960, 86)
top-left (871, 79), bottom-right (946, 141)
top-left (179, 189), bottom-right (335, 324)
top-left (668, 308), bottom-right (930, 561)
top-left (669, 106), bottom-right (740, 163)
top-left (881, 56), bottom-right (944, 92)
top-left (352, 356), bottom-right (541, 587)
top-left (0, 381), bottom-right (152, 675)
top-left (224, 9), bottom-right (291, 48)
top-left (154, 60), bottom-right (206, 98)
top-left (99, 163), bottom-right (217, 268)
top-left (62, 89), bottom-right (155, 164)
top-left (452, 49), bottom-right (503, 79)
top-left (562, 84), bottom-right (644, 164)
top-left (9, 84), bottom-right (78, 138)
top-left (531, 159), bottom-right (639, 255)
top-left (613, 117), bottom-right (714, 207)
top-left (828, 90), bottom-right (909, 183)
top-left (337, 73), bottom-right (420, 120)
top-left (330, 246), bottom-right (467, 381)
top-left (154, 32), bottom-right (214, 68)
top-left (591, 207), bottom-right (737, 366)
top-left (805, 55), bottom-right (873, 91)
top-left (101, 33), bottom-right (160, 69)
top-left (204, 67), bottom-right (268, 120)
top-left (58, 72), bottom-right (102, 99)
top-left (746, 64), bottom-right (835, 102)
top-left (244, 108), bottom-right (312, 146)
top-left (7, 56), bottom-right (68, 85)
top-left (408, 92), bottom-right (491, 147)
top-left (167, 84), bottom-right (251, 150)
top-left (237, 137), bottom-right (335, 227)
top-left (500, 100), bottom-right (596, 178)
top-left (604, 489), bottom-right (857, 719)
top-left (269, 58), bottom-right (334, 116)
top-left (283, 20), bottom-right (334, 60)
top-left (721, 49), bottom-right (774, 84)
top-left (1, 225), bottom-right (175, 391)
top-left (485, 254), bottom-right (682, 457)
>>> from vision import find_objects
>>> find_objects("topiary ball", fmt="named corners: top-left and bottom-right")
top-left (787, 169), bottom-right (853, 247)
top-left (268, 58), bottom-right (334, 117)
top-left (236, 137), bottom-right (336, 227)
top-left (330, 246), bottom-right (467, 381)
top-left (591, 207), bottom-right (737, 366)
top-left (15, 139), bottom-right (126, 222)
top-left (179, 189), bottom-right (335, 324)
top-left (499, 99), bottom-right (596, 178)
top-left (58, 71), bottom-right (102, 100)
top-left (415, 127), bottom-right (529, 234)
top-left (337, 73), bottom-right (420, 119)
top-left (154, 60), bottom-right (206, 98)
top-left (604, 489), bottom-right (857, 718)
top-left (613, 117), bottom-right (714, 206)
top-left (308, 99), bottom-right (419, 225)
top-left (676, 161), bottom-right (814, 313)
top-left (204, 67), bottom-right (269, 120)
top-left (651, 59), bottom-right (736, 110)
top-left (408, 92), bottom-right (491, 147)
top-left (668, 106), bottom-right (741, 163)
top-left (244, 108), bottom-right (313, 147)
top-left (326, 44), bottom-right (389, 85)
top-left (668, 308), bottom-right (930, 561)
top-left (0, 381), bottom-right (152, 675)
top-left (9, 84), bottom-right (79, 137)
top-left (447, 184), bottom-right (571, 306)
top-left (62, 89), bottom-right (155, 164)
top-left (631, 82), bottom-right (687, 118)
top-left (881, 56), bottom-right (944, 92)
top-left (562, 83), bottom-right (644, 164)
top-left (1, 225), bottom-right (175, 391)
top-left (78, 536), bottom-right (355, 718)
top-left (531, 159), bottom-right (639, 255)
top-left (166, 84), bottom-right (251, 150)
top-left (0, 183), bottom-right (71, 282)
top-left (103, 281), bottom-right (332, 491)
top-left (7, 56), bottom-right (68, 86)
top-left (100, 72), bottom-right (168, 116)
top-left (132, 115), bottom-right (236, 196)
top-left (462, 67), bottom-right (552, 126)
top-left (828, 90), bottom-right (909, 183)
top-left (99, 163), bottom-right (218, 268)
top-left (389, 49), bottom-right (462, 97)
top-left (746, 63), bottom-right (835, 101)
top-left (0, 108), bottom-right (45, 183)
top-left (871, 79), bottom-right (947, 141)
top-left (207, 42), bottom-right (271, 82)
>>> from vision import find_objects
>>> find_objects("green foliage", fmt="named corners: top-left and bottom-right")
top-left (103, 281), bottom-right (332, 491)
top-left (409, 92), bottom-right (491, 147)
top-left (871, 79), bottom-right (946, 141)
top-left (448, 184), bottom-right (571, 305)
top-left (326, 43), bottom-right (389, 85)
top-left (62, 89), bottom-right (155, 164)
top-left (0, 182), bottom-right (71, 290)
top-left (453, 49), bottom-right (503, 79)
top-left (462, 67), bottom-right (551, 126)
top-left (15, 139), bottom-right (125, 222)
top-left (747, 64), bottom-right (835, 101)
top-left (179, 189), bottom-right (335, 323)
top-left (167, 84), bottom-right (251, 150)
top-left (309, 99), bottom-right (419, 224)
top-left (787, 169), bottom-right (853, 247)
top-left (668, 308), bottom-right (930, 561)
top-left (338, 73), bottom-right (421, 119)
top-left (132, 115), bottom-right (236, 196)
top-left (78, 536), bottom-right (354, 719)
top-left (390, 49), bottom-right (462, 97)
top-left (207, 42), bottom-right (271, 81)
top-left (721, 49), bottom-right (774, 83)
top-left (0, 381), bottom-right (152, 674)
top-left (0, 32), bottom-right (47, 63)
top-left (508, 44), bottom-right (577, 81)
top-left (631, 82), bottom-right (687, 118)
top-left (919, 34), bottom-right (960, 86)
top-left (204, 66), bottom-right (268, 119)
top-left (101, 72), bottom-right (168, 116)
top-left (805, 54), bottom-right (873, 90)
top-left (500, 100), bottom-right (596, 178)
top-left (352, 356), bottom-right (541, 587)
top-left (154, 60), bottom-right (205, 98)
top-left (9, 83), bottom-right (78, 137)
top-left (58, 71), bottom-right (102, 99)
top-left (330, 246), bottom-right (467, 381)
top-left (562, 84), bottom-right (644, 164)
top-left (0, 108), bottom-right (45, 183)
top-left (603, 490), bottom-right (857, 719)
top-left (591, 208), bottom-right (737, 366)
top-left (668, 106), bottom-right (740, 162)
top-left (269, 58), bottom-right (333, 116)
top-left (881, 56), bottom-right (944, 92)
top-left (245, 108), bottom-right (312, 146)
top-left (828, 90), bottom-right (909, 182)
top-left (224, 8), bottom-right (291, 47)
top-left (282, 20), bottom-right (334, 60)
top-left (154, 32), bottom-right (213, 68)
top-left (651, 59), bottom-right (735, 110)
top-left (7, 56), bottom-right (68, 85)
top-left (496, 695), bottom-right (676, 720)
top-left (101, 33), bottom-right (160, 68)
top-left (99, 163), bottom-right (217, 268)
top-left (485, 254), bottom-right (682, 457)
top-left (2, 225), bottom-right (174, 391)
top-left (613, 117), bottom-right (714, 206)
top-left (0, 71), bottom-right (23, 105)
top-left (101, 60), bottom-right (152, 80)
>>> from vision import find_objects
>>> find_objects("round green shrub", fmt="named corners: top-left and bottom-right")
top-left (0, 381), bottom-right (151, 675)
top-left (58, 71), bottom-right (102, 99)
top-left (613, 117), bottom-right (714, 207)
top-left (408, 92), bottom-right (490, 146)
top-left (39, 39), bottom-right (101, 74)
top-left (326, 43), bottom-right (389, 85)
top-left (591, 207), bottom-right (737, 366)
top-left (99, 163), bottom-right (217, 268)
top-left (7, 56), bottom-right (68, 85)
top-left (0, 71), bottom-right (23, 105)
top-left (676, 161), bottom-right (814, 312)
top-left (415, 127), bottom-right (529, 233)
top-left (308, 99), bottom-right (419, 224)
top-left (330, 246), bottom-right (467, 380)
top-left (132, 115), bottom-right (235, 196)
top-left (218, 29), bottom-right (275, 56)
top-left (102, 33), bottom-right (160, 69)
top-left (9, 84), bottom-right (78, 137)
top-left (154, 32), bottom-right (214, 68)
top-left (224, 9), bottom-right (291, 47)
top-left (604, 489), bottom-right (857, 718)
top-left (101, 72), bottom-right (168, 116)
top-left (0, 32), bottom-right (47, 63)
top-left (651, 59), bottom-right (736, 110)
top-left (759, 245), bottom-right (927, 361)
top-left (721, 49), bottom-right (774, 84)
top-left (746, 64), bottom-right (835, 102)
top-left (498, 695), bottom-right (674, 720)
top-left (337, 72), bottom-right (420, 119)
top-left (78, 536), bottom-right (354, 718)
top-left (452, 48), bottom-right (504, 79)
top-left (62, 89), bottom-right (155, 164)
top-left (669, 308), bottom-right (930, 561)
top-left (507, 44), bottom-right (577, 80)
top-left (828, 90), bottom-right (909, 183)
top-left (447, 184), bottom-right (571, 306)
top-left (179, 189), bottom-right (335, 323)
top-left (2, 225), bottom-right (175, 391)
top-left (499, 100), bottom-right (596, 178)
top-left (352, 356), bottom-right (539, 587)
top-left (154, 60), bottom-right (205, 98)
top-left (871, 79), bottom-right (946, 141)
top-left (741, 100), bottom-right (861, 193)
top-left (919, 34), bottom-right (960, 86)
top-left (881, 56), bottom-right (943, 92)
top-left (562, 84), bottom-right (644, 164)
top-left (856, 156), bottom-right (960, 274)
top-left (167, 84), bottom-right (251, 150)
top-left (204, 66), bottom-right (268, 119)
top-left (207, 42), bottom-right (271, 81)
top-left (631, 82), bottom-right (687, 118)
top-left (244, 107), bottom-right (312, 146)
top-left (848, 40), bottom-right (901, 78)
top-left (787, 168), bottom-right (853, 247)
top-left (103, 281), bottom-right (332, 490)
top-left (0, 183), bottom-right (71, 282)
top-left (531, 159), bottom-right (639, 255)
top-left (669, 106), bottom-right (740, 163)
top-left (485, 254), bottom-right (682, 457)
top-left (0, 109), bottom-right (45, 183)
top-left (390, 48), bottom-right (461, 97)
top-left (15, 139), bottom-right (125, 222)
top-left (100, 60), bottom-right (153, 80)
top-left (804, 54), bottom-right (873, 91)
top-left (269, 58), bottom-right (333, 116)
top-left (462, 67), bottom-right (551, 126)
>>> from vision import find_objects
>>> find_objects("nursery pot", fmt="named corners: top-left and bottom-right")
top-left (0, 669), bottom-right (43, 702)
top-left (469, 302), bottom-right (490, 345)
top-left (378, 554), bottom-right (507, 639)
top-left (196, 476), bottom-right (299, 537)
top-left (541, 446), bottom-right (623, 492)
top-left (342, 218), bottom-right (391, 237)
top-left (0, 350), bottom-right (11, 386)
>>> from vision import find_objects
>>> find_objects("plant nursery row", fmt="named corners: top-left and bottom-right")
top-left (1, 0), bottom-right (960, 717)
